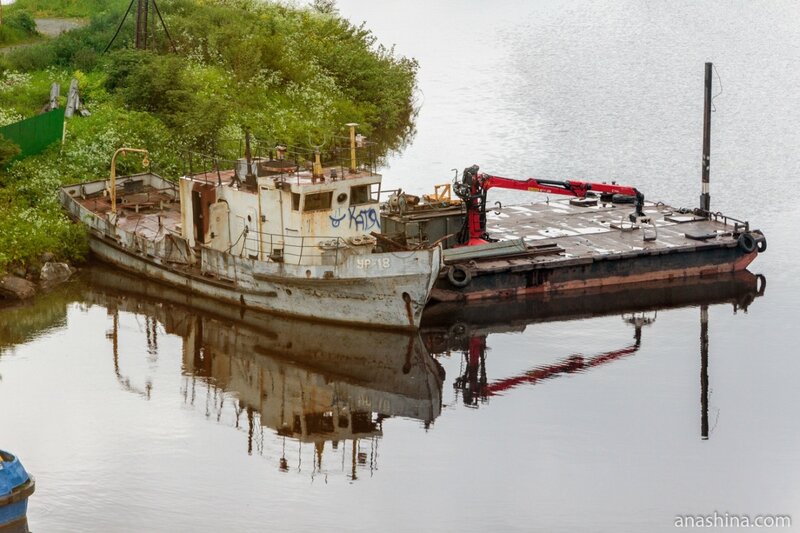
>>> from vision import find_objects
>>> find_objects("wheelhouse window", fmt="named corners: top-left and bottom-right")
top-left (303, 191), bottom-right (333, 211)
top-left (350, 183), bottom-right (379, 205)
top-left (292, 193), bottom-right (300, 211)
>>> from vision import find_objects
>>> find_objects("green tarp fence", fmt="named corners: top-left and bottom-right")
top-left (0, 108), bottom-right (65, 162)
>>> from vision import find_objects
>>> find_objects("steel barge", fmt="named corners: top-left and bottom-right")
top-left (381, 63), bottom-right (765, 305)
top-left (382, 186), bottom-right (765, 304)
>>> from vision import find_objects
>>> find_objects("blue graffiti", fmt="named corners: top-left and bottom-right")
top-left (347, 206), bottom-right (381, 231)
top-left (329, 207), bottom-right (380, 231)
top-left (329, 212), bottom-right (346, 228)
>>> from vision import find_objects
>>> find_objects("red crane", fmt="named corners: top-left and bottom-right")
top-left (453, 165), bottom-right (646, 246)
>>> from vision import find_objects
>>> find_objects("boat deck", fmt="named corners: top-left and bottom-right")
top-left (475, 199), bottom-right (744, 266)
top-left (386, 197), bottom-right (753, 267)
top-left (75, 186), bottom-right (182, 239)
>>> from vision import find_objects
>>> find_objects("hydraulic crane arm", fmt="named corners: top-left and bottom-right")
top-left (454, 165), bottom-right (646, 245)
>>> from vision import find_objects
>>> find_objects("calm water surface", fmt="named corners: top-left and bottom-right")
top-left (2, 1), bottom-right (800, 531)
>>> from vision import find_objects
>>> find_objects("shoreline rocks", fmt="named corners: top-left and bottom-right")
top-left (1, 261), bottom-right (76, 300)
top-left (39, 261), bottom-right (75, 287)
top-left (0, 275), bottom-right (36, 300)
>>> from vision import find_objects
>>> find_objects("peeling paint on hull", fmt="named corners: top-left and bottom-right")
top-left (88, 235), bottom-right (440, 330)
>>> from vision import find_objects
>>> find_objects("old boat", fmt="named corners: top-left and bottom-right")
top-left (0, 450), bottom-right (34, 533)
top-left (59, 130), bottom-right (442, 330)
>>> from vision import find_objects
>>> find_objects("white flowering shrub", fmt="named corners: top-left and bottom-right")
top-left (0, 108), bottom-right (23, 128)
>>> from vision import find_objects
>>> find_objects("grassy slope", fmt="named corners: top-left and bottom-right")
top-left (0, 0), bottom-right (417, 274)
top-left (6, 0), bottom-right (125, 18)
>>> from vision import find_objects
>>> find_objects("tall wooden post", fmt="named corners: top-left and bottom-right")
top-left (700, 62), bottom-right (712, 212)
top-left (135, 0), bottom-right (149, 50)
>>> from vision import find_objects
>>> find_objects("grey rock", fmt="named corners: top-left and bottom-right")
top-left (0, 276), bottom-right (36, 300)
top-left (40, 262), bottom-right (74, 286)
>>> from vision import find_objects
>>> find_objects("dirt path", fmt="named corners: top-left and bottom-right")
top-left (0, 18), bottom-right (86, 53)
top-left (34, 18), bottom-right (85, 38)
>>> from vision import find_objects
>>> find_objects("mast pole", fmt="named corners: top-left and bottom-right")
top-left (701, 62), bottom-right (712, 212)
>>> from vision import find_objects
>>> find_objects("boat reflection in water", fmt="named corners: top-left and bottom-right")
top-left (421, 271), bottom-right (765, 440)
top-left (85, 266), bottom-right (764, 483)
top-left (86, 266), bottom-right (444, 480)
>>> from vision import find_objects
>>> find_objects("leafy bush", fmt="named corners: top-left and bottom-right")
top-left (0, 9), bottom-right (38, 46)
top-left (5, 10), bottom-right (38, 36)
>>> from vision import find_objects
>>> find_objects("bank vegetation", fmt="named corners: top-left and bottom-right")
top-left (0, 0), bottom-right (417, 275)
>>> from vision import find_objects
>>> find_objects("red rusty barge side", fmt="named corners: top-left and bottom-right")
top-left (432, 242), bottom-right (759, 304)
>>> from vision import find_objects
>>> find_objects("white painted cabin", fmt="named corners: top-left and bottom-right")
top-left (179, 160), bottom-right (383, 267)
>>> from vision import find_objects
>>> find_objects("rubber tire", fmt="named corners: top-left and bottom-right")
top-left (756, 236), bottom-right (767, 253)
top-left (447, 264), bottom-right (472, 288)
top-left (738, 232), bottom-right (756, 253)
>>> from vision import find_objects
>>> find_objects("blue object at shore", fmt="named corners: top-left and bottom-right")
top-left (0, 450), bottom-right (34, 531)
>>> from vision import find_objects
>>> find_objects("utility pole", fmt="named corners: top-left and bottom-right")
top-left (135, 0), bottom-right (149, 50)
top-left (700, 62), bottom-right (712, 212)
top-left (104, 0), bottom-right (175, 54)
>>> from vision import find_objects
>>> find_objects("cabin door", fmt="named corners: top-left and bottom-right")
top-left (192, 190), bottom-right (203, 243)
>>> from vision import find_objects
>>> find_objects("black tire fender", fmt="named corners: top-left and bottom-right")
top-left (447, 264), bottom-right (472, 288)
top-left (738, 232), bottom-right (756, 253)
top-left (756, 235), bottom-right (767, 253)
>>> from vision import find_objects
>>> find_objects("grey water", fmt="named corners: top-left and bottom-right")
top-left (2, 1), bottom-right (800, 531)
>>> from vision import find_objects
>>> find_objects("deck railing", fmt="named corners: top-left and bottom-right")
top-left (230, 228), bottom-right (363, 265)
top-left (181, 136), bottom-right (380, 185)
